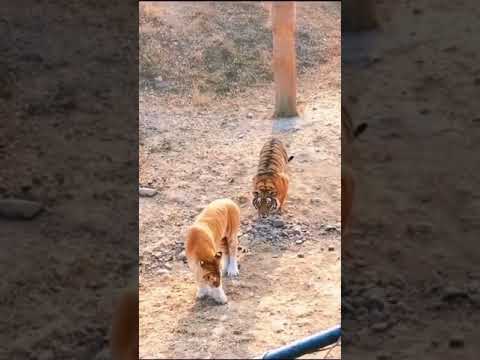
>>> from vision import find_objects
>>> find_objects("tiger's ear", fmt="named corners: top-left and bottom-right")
top-left (215, 251), bottom-right (222, 259)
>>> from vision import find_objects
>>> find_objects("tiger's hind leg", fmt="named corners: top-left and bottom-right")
top-left (277, 173), bottom-right (289, 213)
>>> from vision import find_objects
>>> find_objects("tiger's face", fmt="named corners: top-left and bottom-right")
top-left (199, 252), bottom-right (222, 287)
top-left (252, 189), bottom-right (278, 217)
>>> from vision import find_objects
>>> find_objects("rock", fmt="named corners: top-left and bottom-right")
top-left (297, 254), bottom-right (304, 258)
top-left (247, 112), bottom-right (253, 119)
top-left (139, 187), bottom-right (157, 197)
top-left (328, 246), bottom-right (335, 251)
top-left (157, 269), bottom-right (170, 276)
top-left (371, 322), bottom-right (389, 332)
top-left (0, 198), bottom-right (43, 219)
top-left (272, 219), bottom-right (284, 228)
top-left (271, 320), bottom-right (284, 333)
top-left (178, 250), bottom-right (186, 262)
top-left (449, 336), bottom-right (464, 348)
top-left (295, 239), bottom-right (303, 245)
top-left (325, 224), bottom-right (338, 232)
top-left (163, 263), bottom-right (172, 270)
top-left (442, 287), bottom-right (469, 302)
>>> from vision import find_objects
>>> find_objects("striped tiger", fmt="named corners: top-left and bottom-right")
top-left (252, 138), bottom-right (294, 217)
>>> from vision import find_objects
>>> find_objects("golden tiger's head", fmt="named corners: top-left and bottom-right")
top-left (199, 251), bottom-right (222, 287)
top-left (252, 181), bottom-right (278, 218)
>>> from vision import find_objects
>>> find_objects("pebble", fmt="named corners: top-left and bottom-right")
top-left (325, 225), bottom-right (338, 232)
top-left (449, 336), bottom-right (465, 348)
top-left (371, 322), bottom-right (389, 332)
top-left (157, 269), bottom-right (170, 276)
top-left (247, 112), bottom-right (253, 119)
top-left (328, 246), bottom-right (335, 251)
top-left (297, 254), bottom-right (304, 258)
top-left (295, 239), bottom-right (303, 245)
top-left (0, 198), bottom-right (43, 219)
top-left (163, 263), bottom-right (172, 270)
top-left (139, 187), bottom-right (157, 197)
top-left (442, 287), bottom-right (469, 302)
top-left (178, 250), bottom-right (187, 262)
top-left (272, 219), bottom-right (284, 228)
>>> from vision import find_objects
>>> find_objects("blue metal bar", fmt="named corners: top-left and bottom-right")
top-left (261, 325), bottom-right (341, 360)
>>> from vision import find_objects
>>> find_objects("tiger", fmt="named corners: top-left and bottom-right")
top-left (252, 138), bottom-right (294, 217)
top-left (110, 288), bottom-right (138, 360)
top-left (185, 198), bottom-right (241, 304)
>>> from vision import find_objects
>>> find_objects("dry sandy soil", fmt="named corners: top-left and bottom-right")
top-left (343, 0), bottom-right (480, 359)
top-left (139, 2), bottom-right (341, 359)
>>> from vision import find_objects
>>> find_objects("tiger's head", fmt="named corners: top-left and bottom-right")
top-left (252, 185), bottom-right (278, 218)
top-left (199, 251), bottom-right (222, 288)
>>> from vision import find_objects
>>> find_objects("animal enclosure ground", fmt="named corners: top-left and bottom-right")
top-left (139, 2), bottom-right (341, 359)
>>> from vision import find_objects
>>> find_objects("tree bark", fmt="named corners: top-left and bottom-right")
top-left (342, 0), bottom-right (378, 32)
top-left (272, 1), bottom-right (298, 118)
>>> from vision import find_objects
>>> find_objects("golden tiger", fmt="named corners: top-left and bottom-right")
top-left (252, 138), bottom-right (294, 217)
top-left (185, 198), bottom-right (241, 304)
top-left (110, 288), bottom-right (138, 360)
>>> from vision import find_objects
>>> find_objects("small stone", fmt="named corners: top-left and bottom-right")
top-left (328, 246), bottom-right (335, 251)
top-left (178, 250), bottom-right (187, 261)
top-left (297, 254), bottom-right (304, 258)
top-left (0, 199), bottom-right (43, 219)
top-left (449, 336), bottom-right (464, 348)
top-left (371, 322), bottom-right (389, 332)
top-left (272, 320), bottom-right (284, 333)
top-left (247, 112), bottom-right (253, 119)
top-left (163, 263), bottom-right (172, 270)
top-left (139, 187), bottom-right (157, 197)
top-left (325, 225), bottom-right (337, 232)
top-left (272, 219), bottom-right (284, 228)
top-left (157, 269), bottom-right (170, 276)
top-left (442, 287), bottom-right (469, 302)
top-left (295, 239), bottom-right (303, 245)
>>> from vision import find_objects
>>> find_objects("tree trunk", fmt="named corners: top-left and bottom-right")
top-left (342, 0), bottom-right (378, 32)
top-left (272, 1), bottom-right (298, 118)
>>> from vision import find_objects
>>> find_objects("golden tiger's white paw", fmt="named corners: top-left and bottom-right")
top-left (196, 287), bottom-right (209, 299)
top-left (226, 258), bottom-right (240, 277)
top-left (211, 287), bottom-right (228, 304)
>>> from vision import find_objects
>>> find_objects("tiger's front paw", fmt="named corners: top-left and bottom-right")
top-left (226, 260), bottom-right (240, 277)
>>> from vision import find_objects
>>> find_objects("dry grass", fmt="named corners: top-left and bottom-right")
top-left (138, 2), bottom-right (334, 99)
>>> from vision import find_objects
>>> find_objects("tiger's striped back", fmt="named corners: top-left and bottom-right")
top-left (252, 138), bottom-right (291, 217)
top-left (256, 138), bottom-right (289, 177)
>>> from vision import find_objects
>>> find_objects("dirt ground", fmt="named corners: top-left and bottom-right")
top-left (139, 2), bottom-right (341, 359)
top-left (343, 0), bottom-right (480, 359)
